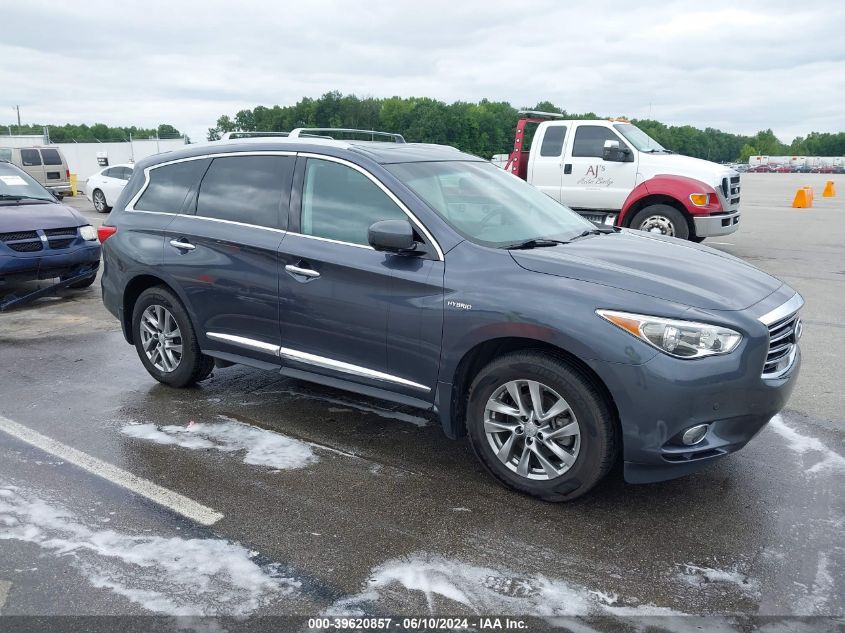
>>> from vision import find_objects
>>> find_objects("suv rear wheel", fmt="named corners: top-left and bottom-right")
top-left (132, 287), bottom-right (213, 387)
top-left (466, 352), bottom-right (617, 501)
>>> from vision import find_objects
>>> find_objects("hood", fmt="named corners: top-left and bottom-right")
top-left (0, 201), bottom-right (86, 232)
top-left (510, 230), bottom-right (782, 311)
top-left (639, 152), bottom-right (735, 187)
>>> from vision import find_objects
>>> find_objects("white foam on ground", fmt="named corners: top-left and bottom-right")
top-left (768, 415), bottom-right (845, 474)
top-left (677, 564), bottom-right (760, 596)
top-left (255, 388), bottom-right (429, 427)
top-left (121, 415), bottom-right (317, 470)
top-left (0, 484), bottom-right (298, 616)
top-left (793, 552), bottom-right (836, 615)
top-left (326, 554), bottom-right (684, 617)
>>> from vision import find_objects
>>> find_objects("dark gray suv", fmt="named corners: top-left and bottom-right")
top-left (100, 130), bottom-right (802, 500)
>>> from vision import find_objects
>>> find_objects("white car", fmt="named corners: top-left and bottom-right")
top-left (85, 164), bottom-right (134, 213)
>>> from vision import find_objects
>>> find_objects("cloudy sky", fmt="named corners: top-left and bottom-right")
top-left (2, 0), bottom-right (843, 143)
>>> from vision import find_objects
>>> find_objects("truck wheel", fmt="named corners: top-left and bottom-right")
top-left (466, 352), bottom-right (618, 502)
top-left (630, 204), bottom-right (689, 240)
top-left (132, 286), bottom-right (214, 388)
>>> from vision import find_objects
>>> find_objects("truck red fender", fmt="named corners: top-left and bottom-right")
top-left (619, 174), bottom-right (722, 226)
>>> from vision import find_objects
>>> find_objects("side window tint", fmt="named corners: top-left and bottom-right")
top-left (20, 149), bottom-right (41, 166)
top-left (123, 167), bottom-right (134, 181)
top-left (571, 126), bottom-right (625, 158)
top-left (196, 155), bottom-right (293, 229)
top-left (539, 126), bottom-right (567, 157)
top-left (0, 148), bottom-right (11, 161)
top-left (135, 159), bottom-right (208, 213)
top-left (301, 160), bottom-right (407, 246)
top-left (40, 149), bottom-right (63, 165)
top-left (102, 167), bottom-right (117, 178)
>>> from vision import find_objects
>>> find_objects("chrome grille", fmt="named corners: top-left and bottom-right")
top-left (760, 294), bottom-right (803, 378)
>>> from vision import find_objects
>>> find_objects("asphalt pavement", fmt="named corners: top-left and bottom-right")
top-left (0, 174), bottom-right (842, 629)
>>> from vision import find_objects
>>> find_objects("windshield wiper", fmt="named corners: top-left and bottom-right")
top-left (571, 227), bottom-right (619, 240)
top-left (0, 194), bottom-right (52, 202)
top-left (503, 238), bottom-right (569, 250)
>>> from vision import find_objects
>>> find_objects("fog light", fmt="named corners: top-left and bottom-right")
top-left (681, 424), bottom-right (709, 445)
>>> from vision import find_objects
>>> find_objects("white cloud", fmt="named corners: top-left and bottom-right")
top-left (1, 0), bottom-right (843, 142)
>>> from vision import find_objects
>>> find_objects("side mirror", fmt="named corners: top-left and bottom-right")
top-left (602, 139), bottom-right (632, 162)
top-left (368, 219), bottom-right (418, 254)
top-left (53, 191), bottom-right (64, 201)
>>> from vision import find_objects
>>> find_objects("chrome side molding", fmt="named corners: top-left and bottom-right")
top-left (206, 332), bottom-right (430, 392)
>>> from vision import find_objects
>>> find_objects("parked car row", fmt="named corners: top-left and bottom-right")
top-left (96, 130), bottom-right (803, 501)
top-left (748, 163), bottom-right (845, 174)
top-left (85, 163), bottom-right (134, 212)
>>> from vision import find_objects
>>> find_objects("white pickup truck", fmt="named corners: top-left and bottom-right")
top-left (500, 111), bottom-right (741, 241)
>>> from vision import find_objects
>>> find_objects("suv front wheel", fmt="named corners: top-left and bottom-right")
top-left (132, 286), bottom-right (214, 387)
top-left (466, 352), bottom-right (618, 501)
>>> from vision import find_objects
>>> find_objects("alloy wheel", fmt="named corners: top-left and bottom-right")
top-left (484, 379), bottom-right (581, 480)
top-left (93, 191), bottom-right (106, 212)
top-left (139, 304), bottom-right (183, 373)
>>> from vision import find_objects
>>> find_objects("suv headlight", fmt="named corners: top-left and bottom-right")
top-left (597, 310), bottom-right (742, 358)
top-left (79, 225), bottom-right (97, 241)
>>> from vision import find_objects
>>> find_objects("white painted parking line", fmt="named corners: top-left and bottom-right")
top-left (0, 415), bottom-right (223, 526)
top-left (0, 580), bottom-right (10, 613)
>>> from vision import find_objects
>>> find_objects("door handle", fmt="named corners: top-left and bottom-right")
top-left (169, 239), bottom-right (195, 251)
top-left (285, 264), bottom-right (320, 279)
top-left (563, 164), bottom-right (572, 174)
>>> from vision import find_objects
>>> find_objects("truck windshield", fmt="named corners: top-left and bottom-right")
top-left (386, 161), bottom-right (594, 247)
top-left (0, 163), bottom-right (55, 203)
top-left (613, 124), bottom-right (667, 152)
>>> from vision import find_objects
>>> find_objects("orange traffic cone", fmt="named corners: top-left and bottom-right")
top-left (823, 180), bottom-right (836, 197)
top-left (805, 186), bottom-right (814, 205)
top-left (792, 188), bottom-right (812, 208)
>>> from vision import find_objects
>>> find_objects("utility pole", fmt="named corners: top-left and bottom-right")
top-left (15, 105), bottom-right (20, 130)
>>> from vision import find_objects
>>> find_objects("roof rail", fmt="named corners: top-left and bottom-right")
top-left (289, 128), bottom-right (406, 143)
top-left (220, 131), bottom-right (290, 140)
top-left (517, 110), bottom-right (565, 120)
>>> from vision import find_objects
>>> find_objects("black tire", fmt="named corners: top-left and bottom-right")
top-left (66, 273), bottom-right (97, 289)
top-left (466, 352), bottom-right (618, 502)
top-left (92, 189), bottom-right (111, 213)
top-left (630, 204), bottom-right (689, 240)
top-left (131, 286), bottom-right (213, 387)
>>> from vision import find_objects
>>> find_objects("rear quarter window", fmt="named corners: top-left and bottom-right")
top-left (40, 149), bottom-right (64, 165)
top-left (134, 159), bottom-right (209, 214)
top-left (0, 148), bottom-right (11, 161)
top-left (20, 149), bottom-right (42, 166)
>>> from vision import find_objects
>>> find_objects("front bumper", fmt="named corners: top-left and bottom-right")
top-left (0, 244), bottom-right (101, 284)
top-left (587, 312), bottom-right (801, 484)
top-left (693, 209), bottom-right (741, 237)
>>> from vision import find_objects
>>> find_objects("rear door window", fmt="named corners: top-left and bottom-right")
top-left (571, 126), bottom-right (626, 157)
top-left (195, 155), bottom-right (294, 229)
top-left (20, 149), bottom-right (42, 166)
top-left (40, 149), bottom-right (63, 165)
top-left (539, 125), bottom-right (567, 157)
top-left (134, 159), bottom-right (209, 213)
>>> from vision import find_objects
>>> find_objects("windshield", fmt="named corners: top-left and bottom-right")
top-left (613, 124), bottom-right (667, 152)
top-left (386, 161), bottom-right (593, 247)
top-left (0, 162), bottom-right (54, 202)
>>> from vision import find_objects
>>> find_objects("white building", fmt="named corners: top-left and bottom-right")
top-left (0, 133), bottom-right (187, 182)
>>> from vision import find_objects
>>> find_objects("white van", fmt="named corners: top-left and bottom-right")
top-left (0, 146), bottom-right (72, 197)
